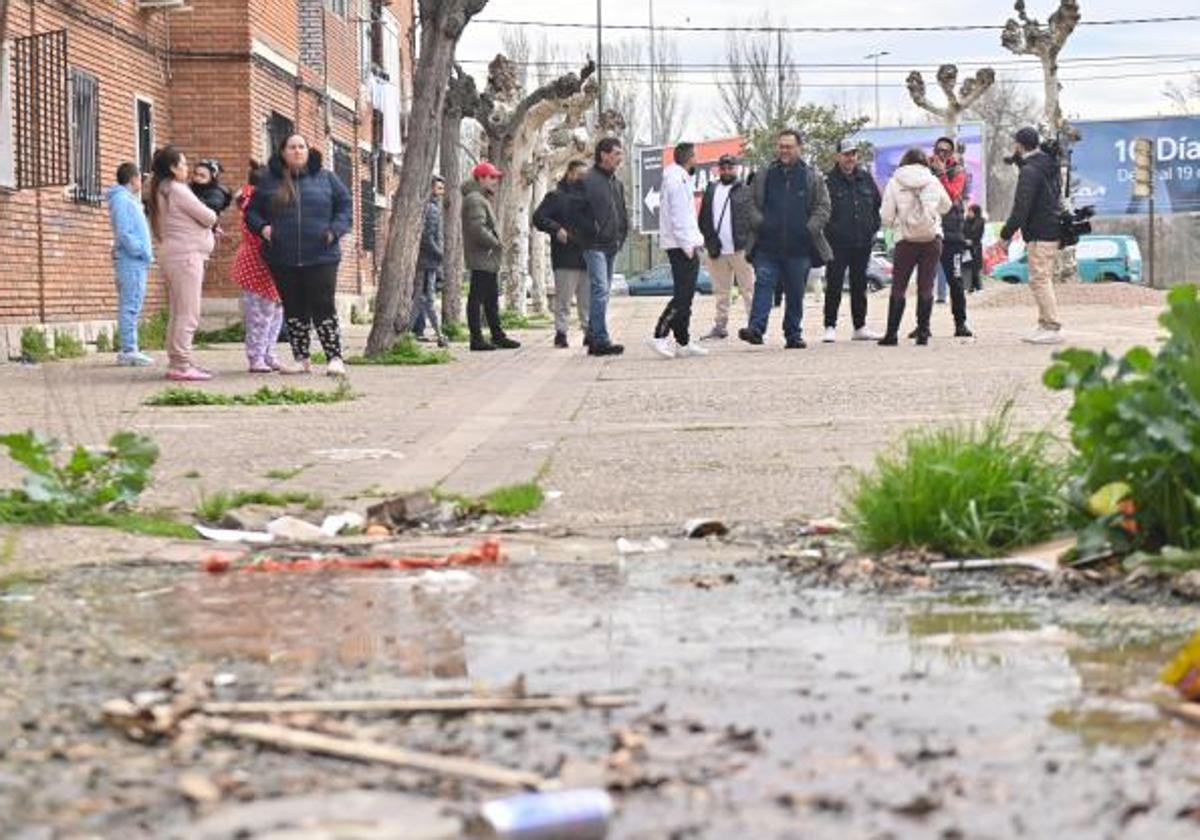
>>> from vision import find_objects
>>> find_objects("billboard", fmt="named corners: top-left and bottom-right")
top-left (1070, 116), bottom-right (1200, 216)
top-left (857, 122), bottom-right (987, 210)
top-left (637, 137), bottom-right (746, 235)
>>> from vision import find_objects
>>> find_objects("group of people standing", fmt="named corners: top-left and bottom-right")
top-left (106, 133), bottom-right (352, 380)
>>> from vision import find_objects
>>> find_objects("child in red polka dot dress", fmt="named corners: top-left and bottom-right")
top-left (232, 162), bottom-right (284, 373)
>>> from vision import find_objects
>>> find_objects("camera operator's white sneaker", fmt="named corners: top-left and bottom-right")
top-left (1022, 329), bottom-right (1064, 345)
top-left (823, 327), bottom-right (837, 343)
top-left (648, 336), bottom-right (676, 359)
top-left (852, 326), bottom-right (883, 341)
top-left (676, 342), bottom-right (709, 358)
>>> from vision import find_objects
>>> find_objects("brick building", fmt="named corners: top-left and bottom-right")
top-left (0, 0), bottom-right (414, 357)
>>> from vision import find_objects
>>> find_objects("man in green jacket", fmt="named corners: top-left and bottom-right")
top-left (462, 161), bottom-right (520, 351)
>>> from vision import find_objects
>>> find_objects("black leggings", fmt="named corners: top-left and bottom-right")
top-left (655, 248), bottom-right (700, 345)
top-left (940, 241), bottom-right (969, 326)
top-left (468, 270), bottom-right (505, 341)
top-left (271, 262), bottom-right (343, 361)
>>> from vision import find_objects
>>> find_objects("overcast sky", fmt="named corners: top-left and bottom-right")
top-left (456, 0), bottom-right (1200, 141)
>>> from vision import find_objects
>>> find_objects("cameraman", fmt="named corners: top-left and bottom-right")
top-left (1000, 127), bottom-right (1063, 345)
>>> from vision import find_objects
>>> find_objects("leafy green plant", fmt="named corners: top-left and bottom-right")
top-left (350, 304), bottom-right (372, 326)
top-left (443, 321), bottom-right (468, 343)
top-left (844, 408), bottom-right (1068, 558)
top-left (194, 321), bottom-right (246, 344)
top-left (195, 489), bottom-right (324, 523)
top-left (52, 330), bottom-right (86, 360)
top-left (499, 310), bottom-right (552, 331)
top-left (434, 481), bottom-right (545, 518)
top-left (352, 335), bottom-right (451, 366)
top-left (127, 310), bottom-right (169, 351)
top-left (95, 329), bottom-right (113, 353)
top-left (144, 383), bottom-right (356, 407)
top-left (264, 465), bottom-right (310, 481)
top-left (20, 328), bottom-right (51, 362)
top-left (1045, 285), bottom-right (1200, 554)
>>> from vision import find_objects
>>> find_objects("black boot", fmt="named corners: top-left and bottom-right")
top-left (915, 298), bottom-right (933, 345)
top-left (878, 297), bottom-right (905, 346)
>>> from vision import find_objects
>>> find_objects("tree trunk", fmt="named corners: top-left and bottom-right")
top-left (440, 110), bottom-right (464, 328)
top-left (366, 0), bottom-right (488, 357)
top-left (528, 162), bottom-right (551, 315)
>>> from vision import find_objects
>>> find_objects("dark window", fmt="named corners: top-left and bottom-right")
top-left (332, 140), bottom-right (353, 192)
top-left (12, 29), bottom-right (70, 189)
top-left (136, 99), bottom-right (153, 175)
top-left (370, 0), bottom-right (385, 73)
top-left (69, 68), bottom-right (101, 205)
top-left (371, 109), bottom-right (385, 191)
top-left (327, 0), bottom-right (348, 16)
top-left (266, 111), bottom-right (294, 158)
top-left (359, 148), bottom-right (376, 251)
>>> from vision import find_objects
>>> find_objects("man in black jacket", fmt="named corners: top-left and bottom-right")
top-left (697, 154), bottom-right (758, 340)
top-left (931, 136), bottom-right (973, 337)
top-left (1000, 126), bottom-right (1064, 344)
top-left (533, 160), bottom-right (591, 348)
top-left (822, 139), bottom-right (882, 343)
top-left (579, 137), bottom-right (628, 356)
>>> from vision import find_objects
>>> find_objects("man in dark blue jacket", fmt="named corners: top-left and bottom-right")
top-left (738, 129), bottom-right (832, 350)
top-left (409, 175), bottom-right (447, 347)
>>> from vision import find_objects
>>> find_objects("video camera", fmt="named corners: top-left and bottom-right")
top-left (1059, 205), bottom-right (1095, 250)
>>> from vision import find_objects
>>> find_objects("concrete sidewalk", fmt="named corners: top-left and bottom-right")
top-left (0, 284), bottom-right (1166, 533)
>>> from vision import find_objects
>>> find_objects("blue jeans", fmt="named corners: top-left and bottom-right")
top-left (583, 249), bottom-right (616, 345)
top-left (749, 253), bottom-right (811, 339)
top-left (114, 258), bottom-right (149, 353)
top-left (936, 263), bottom-right (948, 300)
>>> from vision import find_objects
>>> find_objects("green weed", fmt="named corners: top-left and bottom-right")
top-left (264, 465), bottom-right (310, 481)
top-left (195, 489), bottom-right (324, 523)
top-left (435, 481), bottom-right (545, 518)
top-left (19, 328), bottom-right (51, 362)
top-left (352, 335), bottom-right (451, 366)
top-left (443, 322), bottom-right (468, 343)
top-left (95, 329), bottom-right (113, 353)
top-left (843, 409), bottom-right (1068, 558)
top-left (130, 310), bottom-right (169, 351)
top-left (52, 331), bottom-right (86, 359)
top-left (194, 321), bottom-right (246, 344)
top-left (499, 310), bottom-right (552, 331)
top-left (144, 383), bottom-right (356, 407)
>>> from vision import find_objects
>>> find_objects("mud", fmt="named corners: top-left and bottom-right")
top-left (3, 536), bottom-right (1200, 839)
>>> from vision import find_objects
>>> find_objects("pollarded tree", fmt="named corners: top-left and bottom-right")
top-left (906, 64), bottom-right (996, 138)
top-left (1001, 0), bottom-right (1081, 135)
top-left (367, 0), bottom-right (489, 357)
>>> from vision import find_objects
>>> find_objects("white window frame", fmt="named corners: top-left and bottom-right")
top-left (0, 42), bottom-right (14, 190)
top-left (327, 0), bottom-right (348, 17)
top-left (133, 95), bottom-right (154, 176)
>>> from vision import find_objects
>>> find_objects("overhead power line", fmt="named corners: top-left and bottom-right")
top-left (472, 14), bottom-right (1200, 34)
top-left (588, 68), bottom-right (1200, 89)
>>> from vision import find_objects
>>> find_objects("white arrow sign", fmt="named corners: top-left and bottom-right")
top-left (643, 187), bottom-right (660, 213)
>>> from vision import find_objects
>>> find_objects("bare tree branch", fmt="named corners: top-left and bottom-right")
top-left (651, 38), bottom-right (687, 143)
top-left (716, 32), bottom-right (755, 136)
top-left (1001, 0), bottom-right (1080, 132)
top-left (906, 64), bottom-right (995, 136)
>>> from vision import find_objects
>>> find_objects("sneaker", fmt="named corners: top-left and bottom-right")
top-left (326, 357), bottom-right (347, 377)
top-left (822, 327), bottom-right (837, 343)
top-left (1022, 329), bottom-right (1064, 345)
top-left (676, 342), bottom-right (709, 358)
top-left (588, 342), bottom-right (624, 357)
top-left (785, 335), bottom-right (807, 350)
top-left (248, 362), bottom-right (274, 374)
top-left (554, 331), bottom-right (568, 349)
top-left (265, 356), bottom-right (283, 371)
top-left (117, 350), bottom-right (154, 367)
top-left (492, 335), bottom-right (521, 350)
top-left (166, 367), bottom-right (213, 382)
top-left (954, 323), bottom-right (974, 338)
top-left (878, 334), bottom-right (899, 347)
top-left (737, 327), bottom-right (764, 346)
top-left (279, 360), bottom-right (313, 375)
top-left (470, 339), bottom-right (497, 352)
top-left (852, 326), bottom-right (882, 341)
top-left (648, 336), bottom-right (676, 359)
top-left (436, 336), bottom-right (450, 349)
top-left (700, 327), bottom-right (728, 341)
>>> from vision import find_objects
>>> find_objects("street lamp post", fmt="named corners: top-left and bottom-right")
top-left (597, 0), bottom-right (604, 115)
top-left (864, 50), bottom-right (889, 126)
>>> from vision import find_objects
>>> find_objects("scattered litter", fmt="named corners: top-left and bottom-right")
top-left (616, 537), bottom-right (670, 555)
top-left (525, 441), bottom-right (554, 452)
top-left (545, 490), bottom-right (564, 501)
top-left (202, 538), bottom-right (505, 574)
top-left (680, 573), bottom-right (737, 590)
top-left (312, 448), bottom-right (405, 462)
top-left (367, 490), bottom-right (437, 529)
top-left (194, 524), bottom-right (274, 544)
top-left (365, 523), bottom-right (391, 537)
top-left (212, 672), bottom-right (238, 688)
top-left (266, 516), bottom-right (328, 542)
top-left (477, 788), bottom-right (613, 839)
top-left (0, 594), bottom-right (36, 603)
top-left (320, 511), bottom-right (366, 537)
top-left (395, 569), bottom-right (480, 593)
top-left (684, 518), bottom-right (729, 539)
top-left (928, 538), bottom-right (1076, 573)
top-left (797, 518), bottom-right (847, 537)
top-left (1161, 630), bottom-right (1200, 700)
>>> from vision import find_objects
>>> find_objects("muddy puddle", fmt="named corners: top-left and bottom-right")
top-left (3, 543), bottom-right (1200, 839)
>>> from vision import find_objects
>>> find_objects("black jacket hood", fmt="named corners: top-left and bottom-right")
top-left (268, 149), bottom-right (325, 178)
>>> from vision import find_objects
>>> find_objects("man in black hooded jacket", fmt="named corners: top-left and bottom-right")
top-left (533, 160), bottom-right (591, 348)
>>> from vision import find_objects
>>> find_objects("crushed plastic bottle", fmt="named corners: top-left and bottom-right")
top-left (476, 788), bottom-right (613, 839)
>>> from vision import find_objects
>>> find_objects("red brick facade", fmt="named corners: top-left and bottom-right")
top-left (0, 0), bottom-right (414, 350)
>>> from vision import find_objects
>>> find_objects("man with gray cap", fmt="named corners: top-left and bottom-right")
top-left (698, 153), bottom-right (757, 340)
top-left (1000, 126), bottom-right (1063, 344)
top-left (822, 137), bottom-right (882, 343)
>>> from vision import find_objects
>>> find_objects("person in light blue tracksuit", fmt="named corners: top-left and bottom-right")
top-left (106, 162), bottom-right (155, 366)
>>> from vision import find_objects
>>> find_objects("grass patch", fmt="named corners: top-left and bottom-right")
top-left (52, 331), bottom-right (86, 359)
top-left (443, 321), bottom-right (468, 343)
top-left (195, 489), bottom-right (324, 523)
top-left (95, 329), bottom-right (113, 353)
top-left (499, 310), bottom-right (552, 331)
top-left (264, 465), bottom-right (311, 481)
top-left (194, 321), bottom-right (246, 344)
top-left (844, 408), bottom-right (1067, 558)
top-left (125, 310), bottom-right (169, 352)
top-left (435, 481), bottom-right (545, 518)
top-left (20, 328), bottom-right (52, 362)
top-left (144, 383), bottom-right (355, 407)
top-left (351, 335), bottom-right (452, 366)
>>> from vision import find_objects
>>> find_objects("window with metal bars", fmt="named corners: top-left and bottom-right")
top-left (332, 139), bottom-right (353, 196)
top-left (359, 149), bottom-right (376, 252)
top-left (69, 68), bottom-right (101, 205)
top-left (136, 98), bottom-right (153, 175)
top-left (12, 29), bottom-right (70, 190)
top-left (265, 111), bottom-right (295, 159)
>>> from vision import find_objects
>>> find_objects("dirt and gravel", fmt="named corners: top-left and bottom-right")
top-left (3, 284), bottom-right (1199, 839)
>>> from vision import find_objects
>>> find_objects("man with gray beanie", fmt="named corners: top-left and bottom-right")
top-left (1000, 126), bottom-right (1064, 344)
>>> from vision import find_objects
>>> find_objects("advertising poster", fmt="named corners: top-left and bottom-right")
top-left (1071, 116), bottom-right (1200, 216)
top-left (857, 122), bottom-right (987, 210)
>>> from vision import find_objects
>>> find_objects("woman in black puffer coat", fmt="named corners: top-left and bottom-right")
top-left (246, 134), bottom-right (352, 376)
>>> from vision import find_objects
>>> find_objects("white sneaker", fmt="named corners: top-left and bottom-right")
top-left (852, 326), bottom-right (883, 341)
top-left (1022, 329), bottom-right (1064, 345)
top-left (822, 327), bottom-right (837, 343)
top-left (117, 350), bottom-right (154, 367)
top-left (326, 357), bottom-right (347, 376)
top-left (648, 336), bottom-right (676, 359)
top-left (676, 342), bottom-right (710, 358)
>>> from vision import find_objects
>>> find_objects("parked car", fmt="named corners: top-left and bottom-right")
top-left (990, 235), bottom-right (1143, 285)
top-left (808, 254), bottom-right (892, 294)
top-left (611, 273), bottom-right (629, 296)
top-left (627, 263), bottom-right (714, 296)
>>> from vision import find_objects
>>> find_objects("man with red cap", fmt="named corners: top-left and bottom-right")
top-left (461, 161), bottom-right (519, 351)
